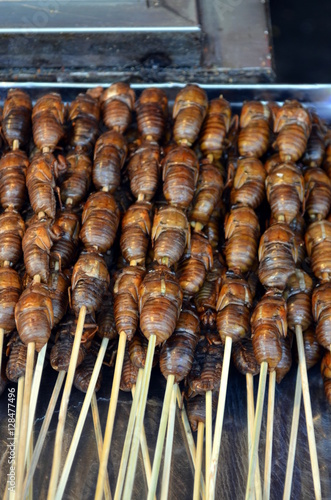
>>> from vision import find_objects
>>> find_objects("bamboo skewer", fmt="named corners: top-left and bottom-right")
top-left (94, 331), bottom-right (127, 500)
top-left (15, 341), bottom-right (35, 500)
top-left (264, 370), bottom-right (276, 500)
top-left (132, 380), bottom-right (154, 495)
top-left (47, 305), bottom-right (86, 500)
top-left (160, 382), bottom-right (177, 500)
top-left (193, 422), bottom-right (204, 500)
top-left (147, 373), bottom-right (175, 500)
top-left (245, 361), bottom-right (268, 500)
top-left (295, 324), bottom-right (321, 500)
top-left (122, 334), bottom-right (156, 500)
top-left (55, 336), bottom-right (109, 500)
top-left (27, 431), bottom-right (33, 500)
top-left (176, 386), bottom-right (206, 499)
top-left (205, 390), bottom-right (212, 487)
top-left (23, 371), bottom-right (66, 497)
top-left (24, 343), bottom-right (47, 465)
top-left (208, 335), bottom-right (233, 499)
top-left (283, 367), bottom-right (301, 500)
top-left (114, 368), bottom-right (144, 500)
top-left (91, 392), bottom-right (112, 500)
top-left (246, 373), bottom-right (262, 500)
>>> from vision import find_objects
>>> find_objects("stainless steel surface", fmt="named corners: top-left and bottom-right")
top-left (0, 0), bottom-right (273, 83)
top-left (0, 84), bottom-right (331, 500)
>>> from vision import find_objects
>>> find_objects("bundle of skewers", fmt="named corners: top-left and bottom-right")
top-left (0, 83), bottom-right (330, 500)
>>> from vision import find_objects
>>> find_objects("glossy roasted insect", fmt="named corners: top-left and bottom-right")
top-left (190, 161), bottom-right (224, 228)
top-left (230, 157), bottom-right (265, 210)
top-left (216, 270), bottom-right (253, 345)
top-left (120, 201), bottom-right (152, 265)
top-left (128, 331), bottom-right (149, 369)
top-left (305, 220), bottom-right (331, 281)
top-left (186, 391), bottom-right (218, 432)
top-left (321, 351), bottom-right (331, 405)
top-left (238, 101), bottom-right (270, 158)
top-left (51, 209), bottom-right (80, 270)
top-left (285, 270), bottom-right (313, 332)
top-left (0, 267), bottom-right (22, 334)
top-left (172, 84), bottom-right (208, 146)
top-left (97, 290), bottom-right (117, 341)
top-left (93, 130), bottom-right (128, 193)
top-left (232, 337), bottom-right (260, 376)
top-left (61, 151), bottom-right (92, 207)
top-left (74, 352), bottom-right (102, 393)
top-left (48, 270), bottom-right (70, 326)
top-left (302, 113), bottom-right (326, 168)
top-left (224, 206), bottom-right (260, 273)
top-left (251, 289), bottom-right (287, 370)
top-left (68, 92), bottom-right (100, 152)
top-left (294, 326), bottom-right (323, 370)
top-left (32, 93), bottom-right (65, 151)
top-left (304, 167), bottom-right (331, 222)
top-left (0, 150), bottom-right (29, 211)
top-left (100, 82), bottom-right (136, 133)
top-left (159, 306), bottom-right (200, 383)
top-left (2, 89), bottom-right (32, 149)
top-left (187, 331), bottom-right (223, 394)
top-left (136, 87), bottom-right (168, 142)
top-left (6, 332), bottom-right (29, 382)
top-left (0, 208), bottom-right (25, 266)
top-left (120, 347), bottom-right (139, 392)
top-left (113, 266), bottom-right (146, 341)
top-left (139, 265), bottom-right (183, 345)
top-left (80, 191), bottom-right (120, 253)
top-left (127, 141), bottom-right (160, 201)
top-left (199, 96), bottom-right (232, 161)
top-left (273, 100), bottom-right (312, 162)
top-left (194, 252), bottom-right (224, 327)
top-left (178, 232), bottom-right (213, 297)
top-left (276, 335), bottom-right (292, 384)
top-left (312, 281), bottom-right (331, 350)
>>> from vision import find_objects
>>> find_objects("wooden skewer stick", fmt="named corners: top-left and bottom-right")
top-left (23, 371), bottom-right (66, 497)
top-left (295, 324), bottom-right (321, 500)
top-left (55, 336), bottom-right (110, 500)
top-left (246, 373), bottom-right (262, 500)
top-left (176, 386), bottom-right (206, 499)
top-left (160, 382), bottom-right (178, 500)
top-left (91, 392), bottom-right (112, 500)
top-left (132, 379), bottom-right (154, 495)
top-left (114, 368), bottom-right (144, 500)
top-left (94, 331), bottom-right (127, 500)
top-left (27, 431), bottom-right (33, 500)
top-left (193, 421), bottom-right (204, 500)
top-left (208, 335), bottom-right (232, 499)
top-left (0, 328), bottom-right (4, 377)
top-left (205, 390), bottom-right (212, 487)
top-left (122, 334), bottom-right (156, 500)
top-left (8, 376), bottom-right (24, 500)
top-left (283, 366), bottom-right (301, 500)
top-left (24, 343), bottom-right (47, 465)
top-left (47, 305), bottom-right (86, 500)
top-left (15, 341), bottom-right (36, 500)
top-left (264, 370), bottom-right (276, 500)
top-left (245, 361), bottom-right (268, 500)
top-left (147, 373), bottom-right (176, 500)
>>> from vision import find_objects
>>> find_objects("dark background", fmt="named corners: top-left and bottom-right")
top-left (270, 0), bottom-right (331, 82)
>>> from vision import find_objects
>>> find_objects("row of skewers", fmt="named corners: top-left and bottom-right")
top-left (0, 83), bottom-right (330, 500)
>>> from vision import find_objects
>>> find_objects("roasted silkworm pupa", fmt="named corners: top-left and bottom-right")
top-left (93, 130), bottom-right (128, 193)
top-left (100, 82), bottom-right (136, 133)
top-left (238, 101), bottom-right (270, 158)
top-left (216, 270), bottom-right (253, 345)
top-left (159, 306), bottom-right (199, 383)
top-left (0, 208), bottom-right (25, 266)
top-left (188, 331), bottom-right (223, 394)
top-left (178, 232), bottom-right (213, 297)
top-left (194, 252), bottom-right (224, 327)
top-left (321, 351), bottom-right (331, 405)
top-left (190, 161), bottom-right (224, 228)
top-left (96, 289), bottom-right (117, 341)
top-left (276, 335), bottom-right (292, 384)
top-left (258, 222), bottom-right (299, 290)
top-left (127, 141), bottom-right (160, 201)
top-left (61, 151), bottom-right (92, 207)
top-left (68, 92), bottom-right (100, 152)
top-left (304, 167), bottom-right (331, 222)
top-left (172, 84), bottom-right (208, 146)
top-left (199, 96), bottom-right (231, 161)
top-left (251, 289), bottom-right (287, 371)
top-left (48, 270), bottom-right (70, 326)
top-left (136, 87), bottom-right (168, 142)
top-left (74, 352), bottom-right (102, 393)
top-left (305, 220), bottom-right (331, 281)
top-left (139, 265), bottom-right (183, 345)
top-left (312, 281), bottom-right (331, 350)
top-left (186, 391), bottom-right (218, 432)
top-left (6, 332), bottom-right (29, 382)
top-left (120, 347), bottom-right (139, 392)
top-left (224, 206), bottom-right (260, 273)
top-left (162, 146), bottom-right (199, 209)
top-left (273, 100), bottom-right (312, 162)
top-left (266, 162), bottom-right (304, 224)
top-left (50, 325), bottom-right (86, 372)
top-left (0, 267), bottom-right (22, 334)
top-left (32, 93), bottom-right (65, 151)
top-left (230, 157), bottom-right (265, 210)
top-left (0, 150), bottom-right (29, 211)
top-left (113, 266), bottom-right (146, 341)
top-left (285, 270), bottom-right (313, 332)
top-left (71, 251), bottom-right (110, 316)
top-left (15, 282), bottom-right (54, 352)
top-left (2, 89), bottom-right (32, 149)
top-left (80, 191), bottom-right (120, 253)
top-left (51, 209), bottom-right (80, 270)
top-left (302, 113), bottom-right (326, 168)
top-left (232, 337), bottom-right (260, 376)
top-left (152, 205), bottom-right (190, 266)
top-left (120, 201), bottom-right (152, 265)
top-left (294, 326), bottom-right (323, 370)
top-left (128, 331), bottom-right (149, 369)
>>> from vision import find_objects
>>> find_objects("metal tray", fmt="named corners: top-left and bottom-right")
top-left (0, 84), bottom-right (331, 500)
